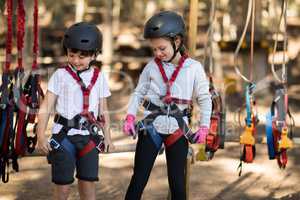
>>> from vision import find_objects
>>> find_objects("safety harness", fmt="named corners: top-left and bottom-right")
top-left (266, 86), bottom-right (293, 169)
top-left (14, 0), bottom-right (44, 169)
top-left (49, 65), bottom-right (105, 159)
top-left (135, 55), bottom-right (196, 150)
top-left (0, 0), bottom-right (18, 183)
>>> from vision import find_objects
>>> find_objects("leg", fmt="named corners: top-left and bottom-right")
top-left (165, 136), bottom-right (188, 200)
top-left (74, 136), bottom-right (99, 200)
top-left (53, 184), bottom-right (71, 200)
top-left (78, 180), bottom-right (96, 200)
top-left (125, 132), bottom-right (160, 200)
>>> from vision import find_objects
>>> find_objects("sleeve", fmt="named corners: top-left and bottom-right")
top-left (127, 64), bottom-right (151, 116)
top-left (193, 63), bottom-right (212, 127)
top-left (47, 69), bottom-right (61, 95)
top-left (98, 72), bottom-right (111, 98)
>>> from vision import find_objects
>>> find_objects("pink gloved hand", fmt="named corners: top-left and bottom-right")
top-left (193, 126), bottom-right (209, 144)
top-left (123, 114), bottom-right (136, 136)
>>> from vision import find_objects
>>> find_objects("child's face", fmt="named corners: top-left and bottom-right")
top-left (149, 38), bottom-right (176, 62)
top-left (67, 49), bottom-right (95, 70)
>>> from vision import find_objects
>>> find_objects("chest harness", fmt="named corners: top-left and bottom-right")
top-left (136, 55), bottom-right (198, 150)
top-left (49, 66), bottom-right (105, 160)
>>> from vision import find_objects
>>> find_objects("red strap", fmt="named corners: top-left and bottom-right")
top-left (17, 0), bottom-right (25, 70)
top-left (31, 0), bottom-right (39, 70)
top-left (164, 129), bottom-right (183, 147)
top-left (15, 95), bottom-right (28, 155)
top-left (277, 149), bottom-right (287, 168)
top-left (168, 97), bottom-right (192, 105)
top-left (206, 116), bottom-right (220, 151)
top-left (4, 0), bottom-right (13, 73)
top-left (244, 145), bottom-right (254, 163)
top-left (155, 54), bottom-right (188, 104)
top-left (77, 140), bottom-right (96, 157)
top-left (64, 66), bottom-right (100, 115)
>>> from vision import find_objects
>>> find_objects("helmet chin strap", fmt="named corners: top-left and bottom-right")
top-left (69, 62), bottom-right (91, 75)
top-left (166, 39), bottom-right (183, 63)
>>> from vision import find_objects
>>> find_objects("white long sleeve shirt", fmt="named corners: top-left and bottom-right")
top-left (127, 57), bottom-right (212, 134)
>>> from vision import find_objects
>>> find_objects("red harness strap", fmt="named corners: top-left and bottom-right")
top-left (64, 66), bottom-right (101, 156)
top-left (154, 55), bottom-right (191, 105)
top-left (164, 129), bottom-right (183, 147)
top-left (64, 66), bottom-right (100, 117)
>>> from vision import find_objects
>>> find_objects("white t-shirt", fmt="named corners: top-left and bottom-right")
top-left (127, 57), bottom-right (212, 134)
top-left (48, 67), bottom-right (111, 135)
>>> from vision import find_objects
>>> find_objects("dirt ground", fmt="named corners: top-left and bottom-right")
top-left (1, 81), bottom-right (300, 200)
top-left (0, 142), bottom-right (299, 200)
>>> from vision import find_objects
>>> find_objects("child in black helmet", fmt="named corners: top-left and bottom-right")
top-left (123, 11), bottom-right (212, 200)
top-left (36, 22), bottom-right (114, 200)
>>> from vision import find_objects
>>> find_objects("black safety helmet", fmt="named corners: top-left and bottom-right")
top-left (144, 11), bottom-right (186, 62)
top-left (63, 22), bottom-right (102, 55)
top-left (144, 11), bottom-right (185, 39)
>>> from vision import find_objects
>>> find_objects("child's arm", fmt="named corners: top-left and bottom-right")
top-left (36, 91), bottom-right (57, 154)
top-left (99, 97), bottom-right (114, 151)
top-left (194, 64), bottom-right (212, 127)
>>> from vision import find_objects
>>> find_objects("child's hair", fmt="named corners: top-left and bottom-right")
top-left (67, 48), bottom-right (96, 57)
top-left (62, 22), bottom-right (103, 56)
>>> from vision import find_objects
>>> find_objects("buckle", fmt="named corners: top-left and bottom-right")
top-left (49, 138), bottom-right (60, 149)
top-left (79, 116), bottom-right (88, 129)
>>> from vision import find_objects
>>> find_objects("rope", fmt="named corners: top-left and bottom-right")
top-left (271, 0), bottom-right (288, 84)
top-left (249, 0), bottom-right (255, 82)
top-left (233, 0), bottom-right (253, 83)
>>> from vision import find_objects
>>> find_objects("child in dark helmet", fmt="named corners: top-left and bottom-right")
top-left (36, 22), bottom-right (114, 200)
top-left (123, 11), bottom-right (212, 200)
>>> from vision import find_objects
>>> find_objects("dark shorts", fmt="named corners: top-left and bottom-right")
top-left (47, 134), bottom-right (99, 185)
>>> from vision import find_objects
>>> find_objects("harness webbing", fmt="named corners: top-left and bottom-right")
top-left (154, 54), bottom-right (191, 104)
top-left (64, 65), bottom-right (100, 118)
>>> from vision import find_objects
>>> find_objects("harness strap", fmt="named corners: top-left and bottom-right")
top-left (54, 114), bottom-right (105, 156)
top-left (64, 66), bottom-right (100, 117)
top-left (77, 140), bottom-right (96, 158)
top-left (164, 129), bottom-right (183, 147)
top-left (154, 54), bottom-right (189, 104)
top-left (140, 100), bottom-right (192, 147)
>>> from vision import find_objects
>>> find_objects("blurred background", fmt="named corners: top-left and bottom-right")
top-left (0, 0), bottom-right (300, 199)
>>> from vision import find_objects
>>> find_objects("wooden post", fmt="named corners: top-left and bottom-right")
top-left (188, 0), bottom-right (199, 57)
top-left (75, 0), bottom-right (85, 22)
top-left (102, 0), bottom-right (113, 72)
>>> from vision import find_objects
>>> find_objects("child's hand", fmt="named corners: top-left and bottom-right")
top-left (36, 136), bottom-right (52, 155)
top-left (123, 114), bottom-right (136, 136)
top-left (193, 126), bottom-right (209, 144)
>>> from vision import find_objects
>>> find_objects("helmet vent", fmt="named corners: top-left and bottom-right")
top-left (81, 39), bottom-right (89, 43)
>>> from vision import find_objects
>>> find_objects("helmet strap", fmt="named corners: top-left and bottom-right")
top-left (69, 63), bottom-right (91, 75)
top-left (166, 38), bottom-right (182, 63)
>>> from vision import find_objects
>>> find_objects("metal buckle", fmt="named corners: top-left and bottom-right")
top-left (49, 138), bottom-right (60, 149)
top-left (79, 116), bottom-right (88, 130)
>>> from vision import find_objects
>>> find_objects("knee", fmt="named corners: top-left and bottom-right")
top-left (54, 185), bottom-right (70, 200)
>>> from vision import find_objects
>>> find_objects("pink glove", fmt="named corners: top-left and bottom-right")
top-left (193, 126), bottom-right (209, 144)
top-left (123, 114), bottom-right (136, 136)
